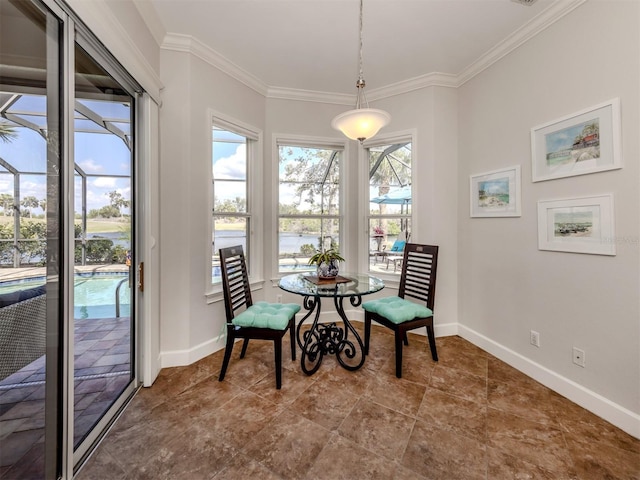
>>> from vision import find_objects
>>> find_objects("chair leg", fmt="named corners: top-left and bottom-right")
top-left (426, 323), bottom-right (438, 361)
top-left (289, 320), bottom-right (296, 361)
top-left (274, 338), bottom-right (283, 390)
top-left (394, 330), bottom-right (404, 378)
top-left (403, 332), bottom-right (409, 346)
top-left (219, 326), bottom-right (235, 382)
top-left (239, 338), bottom-right (250, 358)
top-left (364, 315), bottom-right (371, 355)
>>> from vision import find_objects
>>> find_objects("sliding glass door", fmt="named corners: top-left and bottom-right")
top-left (0, 0), bottom-right (141, 477)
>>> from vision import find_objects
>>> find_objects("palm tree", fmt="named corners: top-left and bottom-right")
top-left (0, 121), bottom-right (17, 143)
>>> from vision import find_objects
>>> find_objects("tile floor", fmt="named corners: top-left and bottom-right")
top-left (0, 317), bottom-right (131, 479)
top-left (77, 325), bottom-right (639, 480)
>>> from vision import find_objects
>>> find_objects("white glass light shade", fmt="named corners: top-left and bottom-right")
top-left (331, 108), bottom-right (391, 142)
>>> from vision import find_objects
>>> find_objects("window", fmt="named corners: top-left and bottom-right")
top-left (367, 142), bottom-right (412, 275)
top-left (211, 120), bottom-right (256, 284)
top-left (278, 142), bottom-right (342, 273)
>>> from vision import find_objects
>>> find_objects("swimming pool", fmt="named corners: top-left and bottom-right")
top-left (0, 273), bottom-right (131, 319)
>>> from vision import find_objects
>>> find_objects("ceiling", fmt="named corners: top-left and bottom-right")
top-left (143, 0), bottom-right (566, 97)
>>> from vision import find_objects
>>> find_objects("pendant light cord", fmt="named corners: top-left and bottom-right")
top-left (356, 0), bottom-right (368, 110)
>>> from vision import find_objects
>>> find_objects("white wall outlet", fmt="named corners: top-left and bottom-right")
top-left (530, 330), bottom-right (540, 347)
top-left (276, 294), bottom-right (282, 304)
top-left (573, 347), bottom-right (586, 367)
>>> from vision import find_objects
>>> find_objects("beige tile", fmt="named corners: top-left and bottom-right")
top-left (338, 397), bottom-right (415, 461)
top-left (132, 421), bottom-right (238, 480)
top-left (243, 410), bottom-right (331, 480)
top-left (487, 407), bottom-right (573, 473)
top-left (487, 446), bottom-right (578, 479)
top-left (291, 374), bottom-right (363, 431)
top-left (212, 452), bottom-right (283, 480)
top-left (74, 447), bottom-right (128, 480)
top-left (417, 386), bottom-right (487, 441)
top-left (402, 420), bottom-right (486, 480)
top-left (429, 364), bottom-right (487, 403)
top-left (305, 433), bottom-right (396, 479)
top-left (9, 331), bottom-right (638, 480)
top-left (487, 376), bottom-right (558, 427)
top-left (365, 371), bottom-right (427, 417)
top-left (566, 432), bottom-right (640, 479)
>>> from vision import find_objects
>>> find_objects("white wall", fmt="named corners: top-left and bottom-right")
top-left (87, 0), bottom-right (638, 437)
top-left (158, 49), bottom-right (267, 365)
top-left (457, 0), bottom-right (639, 435)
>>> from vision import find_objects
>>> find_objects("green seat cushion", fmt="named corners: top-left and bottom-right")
top-left (362, 296), bottom-right (432, 324)
top-left (232, 301), bottom-right (301, 330)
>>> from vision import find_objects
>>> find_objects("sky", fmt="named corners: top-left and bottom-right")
top-left (0, 123), bottom-right (131, 215)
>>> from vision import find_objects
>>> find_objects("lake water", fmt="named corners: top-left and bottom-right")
top-left (215, 231), bottom-right (322, 254)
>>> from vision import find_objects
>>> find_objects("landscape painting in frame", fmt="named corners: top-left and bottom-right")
top-left (470, 166), bottom-right (521, 217)
top-left (537, 194), bottom-right (615, 255)
top-left (531, 98), bottom-right (621, 182)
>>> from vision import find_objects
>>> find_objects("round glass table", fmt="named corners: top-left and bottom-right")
top-left (278, 272), bottom-right (385, 375)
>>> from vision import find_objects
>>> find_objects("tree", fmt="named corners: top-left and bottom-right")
top-left (107, 190), bottom-right (130, 216)
top-left (21, 196), bottom-right (39, 218)
top-left (0, 121), bottom-right (17, 143)
top-left (0, 194), bottom-right (14, 216)
top-left (280, 147), bottom-right (340, 250)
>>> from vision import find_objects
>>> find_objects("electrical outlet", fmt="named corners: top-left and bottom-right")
top-left (530, 330), bottom-right (540, 347)
top-left (573, 347), bottom-right (585, 367)
top-left (276, 295), bottom-right (282, 304)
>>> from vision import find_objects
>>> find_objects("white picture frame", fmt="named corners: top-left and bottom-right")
top-left (531, 98), bottom-right (621, 182)
top-left (537, 194), bottom-right (615, 256)
top-left (470, 165), bottom-right (521, 217)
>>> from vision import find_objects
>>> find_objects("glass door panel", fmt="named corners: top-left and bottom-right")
top-left (72, 43), bottom-right (136, 453)
top-left (0, 0), bottom-right (62, 477)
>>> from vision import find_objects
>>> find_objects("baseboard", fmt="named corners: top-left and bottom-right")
top-left (458, 324), bottom-right (640, 440)
top-left (159, 312), bottom-right (458, 369)
top-left (159, 333), bottom-right (225, 369)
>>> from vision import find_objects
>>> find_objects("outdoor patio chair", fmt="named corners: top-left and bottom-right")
top-left (362, 243), bottom-right (439, 378)
top-left (218, 245), bottom-right (300, 389)
top-left (385, 238), bottom-right (406, 271)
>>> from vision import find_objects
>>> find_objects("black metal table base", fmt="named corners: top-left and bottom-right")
top-left (296, 294), bottom-right (365, 375)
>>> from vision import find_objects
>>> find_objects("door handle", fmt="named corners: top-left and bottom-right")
top-left (138, 262), bottom-right (144, 292)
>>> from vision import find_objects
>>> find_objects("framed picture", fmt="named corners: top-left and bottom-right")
top-left (531, 98), bottom-right (621, 182)
top-left (537, 194), bottom-right (615, 256)
top-left (470, 165), bottom-right (521, 217)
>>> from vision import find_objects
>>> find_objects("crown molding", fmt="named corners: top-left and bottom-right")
top-left (266, 87), bottom-right (354, 105)
top-left (159, 0), bottom-right (586, 103)
top-left (162, 33), bottom-right (269, 97)
top-left (457, 0), bottom-right (587, 86)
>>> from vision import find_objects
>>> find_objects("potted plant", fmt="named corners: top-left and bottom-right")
top-left (308, 248), bottom-right (345, 278)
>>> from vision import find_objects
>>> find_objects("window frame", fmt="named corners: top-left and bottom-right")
top-left (362, 132), bottom-right (415, 278)
top-left (208, 112), bottom-right (261, 295)
top-left (275, 135), bottom-right (345, 276)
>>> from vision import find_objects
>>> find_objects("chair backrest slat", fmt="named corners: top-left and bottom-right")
top-left (398, 244), bottom-right (439, 311)
top-left (219, 245), bottom-right (253, 321)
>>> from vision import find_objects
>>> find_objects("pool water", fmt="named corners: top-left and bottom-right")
top-left (0, 274), bottom-right (131, 319)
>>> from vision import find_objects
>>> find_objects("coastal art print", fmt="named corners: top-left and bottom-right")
top-left (537, 194), bottom-right (615, 256)
top-left (531, 98), bottom-right (621, 182)
top-left (470, 165), bottom-right (521, 217)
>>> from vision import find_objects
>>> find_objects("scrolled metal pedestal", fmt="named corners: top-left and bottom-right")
top-left (296, 293), bottom-right (365, 375)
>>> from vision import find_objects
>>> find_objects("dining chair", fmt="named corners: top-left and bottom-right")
top-left (218, 245), bottom-right (300, 389)
top-left (362, 243), bottom-right (439, 378)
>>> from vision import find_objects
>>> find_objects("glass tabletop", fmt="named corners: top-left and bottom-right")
top-left (278, 272), bottom-right (385, 298)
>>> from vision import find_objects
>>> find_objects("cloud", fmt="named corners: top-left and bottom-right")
top-left (77, 158), bottom-right (104, 173)
top-left (213, 144), bottom-right (246, 179)
top-left (93, 177), bottom-right (117, 188)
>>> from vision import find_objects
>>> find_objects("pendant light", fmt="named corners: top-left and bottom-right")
top-left (331, 0), bottom-right (390, 143)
